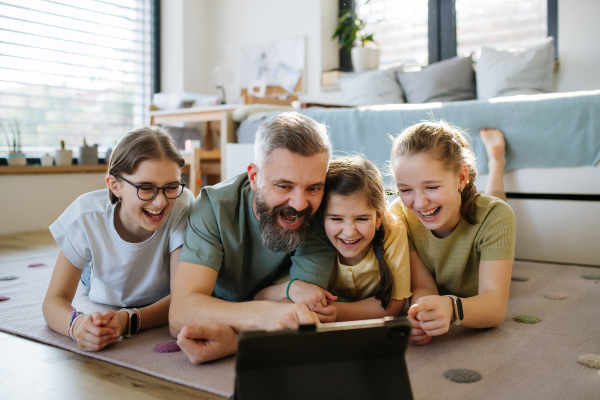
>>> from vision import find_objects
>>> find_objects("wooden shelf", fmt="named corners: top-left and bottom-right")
top-left (0, 164), bottom-right (192, 176)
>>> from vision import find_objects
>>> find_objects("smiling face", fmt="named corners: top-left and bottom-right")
top-left (107, 158), bottom-right (182, 242)
top-left (324, 192), bottom-right (381, 266)
top-left (392, 152), bottom-right (468, 238)
top-left (248, 148), bottom-right (329, 253)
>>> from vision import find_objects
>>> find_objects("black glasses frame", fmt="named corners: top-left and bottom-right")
top-left (119, 176), bottom-right (186, 201)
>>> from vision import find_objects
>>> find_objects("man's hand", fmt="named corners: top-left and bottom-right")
top-left (73, 312), bottom-right (118, 351)
top-left (288, 280), bottom-right (338, 310)
top-left (407, 295), bottom-right (454, 341)
top-left (313, 301), bottom-right (337, 323)
top-left (177, 324), bottom-right (238, 364)
top-left (262, 302), bottom-right (321, 331)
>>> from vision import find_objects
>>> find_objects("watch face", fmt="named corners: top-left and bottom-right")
top-left (130, 312), bottom-right (139, 335)
top-left (456, 298), bottom-right (464, 321)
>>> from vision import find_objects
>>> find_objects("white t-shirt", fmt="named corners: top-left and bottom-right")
top-left (49, 188), bottom-right (193, 307)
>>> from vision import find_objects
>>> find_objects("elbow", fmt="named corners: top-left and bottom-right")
top-left (168, 295), bottom-right (185, 338)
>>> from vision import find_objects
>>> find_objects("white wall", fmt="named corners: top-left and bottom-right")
top-left (0, 174), bottom-right (106, 235)
top-left (555, 0), bottom-right (600, 92)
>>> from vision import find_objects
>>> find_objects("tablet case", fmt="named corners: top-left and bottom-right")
top-left (234, 317), bottom-right (413, 400)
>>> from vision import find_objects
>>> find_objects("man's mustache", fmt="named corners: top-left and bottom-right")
top-left (271, 203), bottom-right (313, 219)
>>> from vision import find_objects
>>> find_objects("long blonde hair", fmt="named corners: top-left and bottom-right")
top-left (391, 121), bottom-right (479, 224)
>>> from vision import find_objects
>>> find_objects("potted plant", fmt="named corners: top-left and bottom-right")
top-left (332, 0), bottom-right (380, 73)
top-left (41, 153), bottom-right (53, 166)
top-left (78, 137), bottom-right (98, 165)
top-left (55, 139), bottom-right (73, 166)
top-left (1, 120), bottom-right (27, 166)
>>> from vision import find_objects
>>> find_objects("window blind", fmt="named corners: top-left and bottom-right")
top-left (0, 0), bottom-right (154, 156)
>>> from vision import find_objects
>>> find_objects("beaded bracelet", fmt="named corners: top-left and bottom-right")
top-left (68, 308), bottom-right (84, 340)
top-left (286, 279), bottom-right (299, 301)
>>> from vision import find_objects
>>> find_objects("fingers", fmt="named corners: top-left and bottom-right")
top-left (313, 304), bottom-right (336, 316)
top-left (323, 290), bottom-right (338, 302)
top-left (181, 324), bottom-right (227, 341)
top-left (177, 334), bottom-right (206, 365)
top-left (90, 312), bottom-right (104, 326)
top-left (406, 313), bottom-right (420, 328)
top-left (410, 335), bottom-right (433, 346)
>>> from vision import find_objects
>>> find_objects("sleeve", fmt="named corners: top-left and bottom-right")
top-left (476, 201), bottom-right (516, 260)
top-left (167, 189), bottom-right (193, 253)
top-left (383, 222), bottom-right (412, 300)
top-left (178, 189), bottom-right (225, 272)
top-left (289, 222), bottom-right (336, 289)
top-left (49, 218), bottom-right (92, 270)
top-left (389, 199), bottom-right (416, 252)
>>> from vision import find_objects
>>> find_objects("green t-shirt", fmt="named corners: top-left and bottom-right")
top-left (390, 194), bottom-right (515, 298)
top-left (180, 173), bottom-right (336, 301)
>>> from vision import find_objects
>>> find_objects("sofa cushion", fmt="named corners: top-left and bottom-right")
top-left (396, 55), bottom-right (476, 103)
top-left (476, 38), bottom-right (555, 100)
top-left (337, 65), bottom-right (405, 106)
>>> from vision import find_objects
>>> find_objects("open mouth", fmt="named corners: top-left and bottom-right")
top-left (418, 206), bottom-right (441, 220)
top-left (143, 208), bottom-right (164, 221)
top-left (279, 212), bottom-right (303, 228)
top-left (338, 238), bottom-right (361, 248)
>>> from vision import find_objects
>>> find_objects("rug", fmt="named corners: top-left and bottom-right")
top-left (1, 251), bottom-right (599, 399)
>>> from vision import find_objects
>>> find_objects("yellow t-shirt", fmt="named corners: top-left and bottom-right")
top-left (390, 194), bottom-right (515, 298)
top-left (328, 220), bottom-right (412, 302)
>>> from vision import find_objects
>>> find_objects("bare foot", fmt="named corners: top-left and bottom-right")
top-left (479, 128), bottom-right (506, 162)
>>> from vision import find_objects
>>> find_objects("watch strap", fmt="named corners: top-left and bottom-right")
top-left (120, 308), bottom-right (139, 338)
top-left (444, 295), bottom-right (463, 326)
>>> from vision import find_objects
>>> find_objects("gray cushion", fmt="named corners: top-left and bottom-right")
top-left (337, 65), bottom-right (405, 106)
top-left (396, 55), bottom-right (476, 103)
top-left (476, 38), bottom-right (555, 100)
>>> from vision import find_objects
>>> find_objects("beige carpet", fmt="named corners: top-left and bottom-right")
top-left (1, 251), bottom-right (599, 399)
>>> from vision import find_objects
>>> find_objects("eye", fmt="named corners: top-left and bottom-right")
top-left (138, 185), bottom-right (155, 192)
top-left (426, 186), bottom-right (439, 190)
top-left (277, 184), bottom-right (290, 190)
top-left (308, 186), bottom-right (323, 193)
top-left (329, 217), bottom-right (342, 221)
top-left (356, 217), bottom-right (369, 221)
top-left (399, 188), bottom-right (412, 193)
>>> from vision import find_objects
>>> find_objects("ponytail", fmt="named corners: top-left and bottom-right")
top-left (372, 227), bottom-right (394, 309)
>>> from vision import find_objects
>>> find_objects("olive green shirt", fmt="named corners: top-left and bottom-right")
top-left (390, 194), bottom-right (515, 298)
top-left (180, 173), bottom-right (336, 302)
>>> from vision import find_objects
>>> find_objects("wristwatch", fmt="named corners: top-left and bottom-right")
top-left (120, 308), bottom-right (139, 338)
top-left (444, 295), bottom-right (464, 326)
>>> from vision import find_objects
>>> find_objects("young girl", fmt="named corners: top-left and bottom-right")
top-left (43, 126), bottom-right (193, 351)
top-left (255, 155), bottom-right (412, 321)
top-left (390, 121), bottom-right (515, 345)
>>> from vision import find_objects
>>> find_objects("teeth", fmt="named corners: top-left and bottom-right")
top-left (341, 238), bottom-right (359, 244)
top-left (144, 209), bottom-right (162, 215)
top-left (419, 207), bottom-right (439, 217)
top-left (282, 215), bottom-right (299, 223)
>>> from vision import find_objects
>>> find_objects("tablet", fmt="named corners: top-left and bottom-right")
top-left (234, 317), bottom-right (413, 400)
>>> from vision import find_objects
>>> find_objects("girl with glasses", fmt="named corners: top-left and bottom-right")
top-left (43, 126), bottom-right (193, 351)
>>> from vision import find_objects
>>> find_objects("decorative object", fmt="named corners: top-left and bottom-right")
top-left (153, 341), bottom-right (181, 353)
top-left (55, 140), bottom-right (73, 166)
top-left (0, 295), bottom-right (10, 302)
top-left (2, 120), bottom-right (26, 166)
top-left (513, 315), bottom-right (542, 324)
top-left (544, 293), bottom-right (568, 300)
top-left (213, 66), bottom-right (235, 104)
top-left (332, 0), bottom-right (380, 72)
top-left (443, 369), bottom-right (482, 383)
top-left (78, 137), bottom-right (98, 165)
top-left (0, 275), bottom-right (19, 281)
top-left (511, 276), bottom-right (529, 282)
top-left (28, 263), bottom-right (46, 268)
top-left (476, 37), bottom-right (555, 100)
top-left (581, 273), bottom-right (600, 280)
top-left (397, 55), bottom-right (476, 103)
top-left (41, 153), bottom-right (53, 166)
top-left (577, 354), bottom-right (600, 369)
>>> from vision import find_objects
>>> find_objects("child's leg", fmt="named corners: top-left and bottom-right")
top-left (480, 128), bottom-right (507, 202)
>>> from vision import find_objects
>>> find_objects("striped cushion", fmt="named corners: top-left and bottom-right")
top-left (476, 38), bottom-right (555, 100)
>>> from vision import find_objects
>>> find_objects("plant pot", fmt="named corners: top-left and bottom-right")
top-left (351, 46), bottom-right (381, 73)
top-left (7, 152), bottom-right (26, 166)
top-left (41, 154), bottom-right (54, 167)
top-left (55, 149), bottom-right (73, 166)
top-left (78, 145), bottom-right (98, 165)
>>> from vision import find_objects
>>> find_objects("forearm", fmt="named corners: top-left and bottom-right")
top-left (136, 295), bottom-right (171, 331)
top-left (460, 290), bottom-right (508, 328)
top-left (42, 294), bottom-right (77, 337)
top-left (410, 286), bottom-right (438, 306)
top-left (335, 298), bottom-right (405, 322)
top-left (253, 283), bottom-right (287, 302)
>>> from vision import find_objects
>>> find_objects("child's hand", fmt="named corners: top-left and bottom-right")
top-left (73, 312), bottom-right (116, 351)
top-left (288, 280), bottom-right (338, 311)
top-left (177, 324), bottom-right (237, 364)
top-left (102, 310), bottom-right (126, 343)
top-left (407, 312), bottom-right (432, 345)
top-left (313, 301), bottom-right (337, 323)
top-left (408, 295), bottom-right (454, 338)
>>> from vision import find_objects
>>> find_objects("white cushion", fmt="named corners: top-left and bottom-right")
top-left (337, 65), bottom-right (405, 106)
top-left (476, 38), bottom-right (555, 100)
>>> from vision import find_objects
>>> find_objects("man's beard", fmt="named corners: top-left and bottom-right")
top-left (255, 191), bottom-right (315, 253)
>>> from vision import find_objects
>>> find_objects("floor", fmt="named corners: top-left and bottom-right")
top-left (0, 231), bottom-right (226, 400)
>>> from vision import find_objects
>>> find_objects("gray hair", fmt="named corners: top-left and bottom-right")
top-left (254, 112), bottom-right (332, 169)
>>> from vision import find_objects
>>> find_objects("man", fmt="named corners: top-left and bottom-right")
top-left (170, 112), bottom-right (337, 363)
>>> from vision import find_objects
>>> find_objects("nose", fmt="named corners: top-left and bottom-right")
top-left (288, 189), bottom-right (308, 212)
top-left (413, 191), bottom-right (428, 210)
top-left (152, 190), bottom-right (168, 208)
top-left (342, 221), bottom-right (357, 237)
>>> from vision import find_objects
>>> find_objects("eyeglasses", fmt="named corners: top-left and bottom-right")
top-left (119, 177), bottom-right (185, 201)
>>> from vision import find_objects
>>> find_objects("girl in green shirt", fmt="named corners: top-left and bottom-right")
top-left (391, 123), bottom-right (515, 345)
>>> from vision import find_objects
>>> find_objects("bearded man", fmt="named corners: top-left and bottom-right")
top-left (170, 112), bottom-right (337, 362)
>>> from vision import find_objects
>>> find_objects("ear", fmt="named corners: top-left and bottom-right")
top-left (106, 174), bottom-right (122, 200)
top-left (458, 164), bottom-right (469, 189)
top-left (247, 163), bottom-right (259, 192)
top-left (376, 213), bottom-right (383, 230)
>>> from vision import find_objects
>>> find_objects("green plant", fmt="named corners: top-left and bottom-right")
top-left (1, 119), bottom-right (22, 154)
top-left (332, 1), bottom-right (375, 53)
top-left (60, 139), bottom-right (65, 150)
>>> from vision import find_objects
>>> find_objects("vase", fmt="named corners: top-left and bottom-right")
top-left (41, 154), bottom-right (54, 167)
top-left (55, 149), bottom-right (73, 166)
top-left (351, 47), bottom-right (381, 73)
top-left (78, 145), bottom-right (98, 165)
top-left (7, 152), bottom-right (26, 166)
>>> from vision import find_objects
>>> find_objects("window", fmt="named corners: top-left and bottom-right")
top-left (349, 0), bottom-right (556, 69)
top-left (0, 0), bottom-right (155, 157)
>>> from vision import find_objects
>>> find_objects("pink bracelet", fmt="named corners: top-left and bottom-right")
top-left (68, 308), bottom-right (84, 340)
